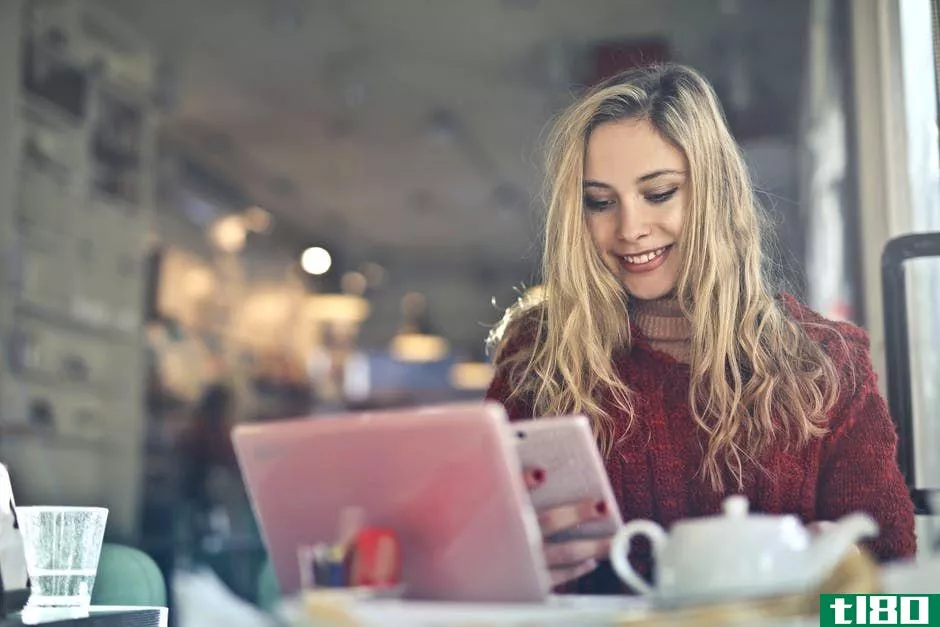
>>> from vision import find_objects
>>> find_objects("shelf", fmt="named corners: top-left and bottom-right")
top-left (3, 0), bottom-right (158, 545)
top-left (19, 92), bottom-right (84, 132)
top-left (0, 423), bottom-right (118, 451)
top-left (13, 369), bottom-right (115, 400)
top-left (16, 301), bottom-right (141, 344)
top-left (93, 140), bottom-right (142, 168)
top-left (88, 190), bottom-right (143, 215)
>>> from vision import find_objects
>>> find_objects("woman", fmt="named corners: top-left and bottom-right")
top-left (485, 64), bottom-right (916, 594)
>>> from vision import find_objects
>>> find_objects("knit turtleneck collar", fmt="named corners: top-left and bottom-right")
top-left (629, 294), bottom-right (692, 363)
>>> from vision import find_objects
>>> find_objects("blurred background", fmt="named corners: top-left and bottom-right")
top-left (0, 0), bottom-right (937, 618)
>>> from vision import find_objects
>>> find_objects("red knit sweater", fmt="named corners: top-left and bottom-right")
top-left (485, 294), bottom-right (917, 594)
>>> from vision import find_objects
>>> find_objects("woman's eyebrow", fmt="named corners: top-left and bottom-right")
top-left (636, 169), bottom-right (685, 183)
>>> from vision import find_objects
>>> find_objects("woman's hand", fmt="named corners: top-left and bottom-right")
top-left (523, 467), bottom-right (615, 587)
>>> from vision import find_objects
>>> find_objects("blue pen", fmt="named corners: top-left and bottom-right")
top-left (327, 544), bottom-right (346, 587)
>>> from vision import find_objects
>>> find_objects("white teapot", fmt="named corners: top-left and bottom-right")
top-left (609, 495), bottom-right (878, 605)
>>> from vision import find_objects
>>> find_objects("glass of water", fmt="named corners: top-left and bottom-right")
top-left (16, 506), bottom-right (108, 621)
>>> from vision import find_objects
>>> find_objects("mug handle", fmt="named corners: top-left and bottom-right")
top-left (609, 520), bottom-right (668, 596)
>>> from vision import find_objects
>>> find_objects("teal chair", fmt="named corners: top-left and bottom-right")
top-left (256, 558), bottom-right (281, 612)
top-left (91, 543), bottom-right (167, 607)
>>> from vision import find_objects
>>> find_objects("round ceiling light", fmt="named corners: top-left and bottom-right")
top-left (209, 215), bottom-right (247, 253)
top-left (243, 206), bottom-right (273, 233)
top-left (301, 247), bottom-right (332, 275)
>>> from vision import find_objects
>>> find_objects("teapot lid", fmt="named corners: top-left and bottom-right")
top-left (717, 494), bottom-right (787, 520)
top-left (676, 494), bottom-right (796, 529)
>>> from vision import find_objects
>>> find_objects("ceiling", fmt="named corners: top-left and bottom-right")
top-left (91, 0), bottom-right (810, 351)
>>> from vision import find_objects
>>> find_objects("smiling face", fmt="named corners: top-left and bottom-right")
top-left (583, 117), bottom-right (688, 301)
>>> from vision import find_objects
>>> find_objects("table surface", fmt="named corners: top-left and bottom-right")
top-left (1, 606), bottom-right (167, 627)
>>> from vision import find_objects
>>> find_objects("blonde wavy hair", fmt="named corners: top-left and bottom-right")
top-left (492, 64), bottom-right (841, 492)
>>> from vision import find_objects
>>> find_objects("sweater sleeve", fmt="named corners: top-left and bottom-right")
top-left (485, 369), bottom-right (529, 421)
top-left (484, 317), bottom-right (538, 422)
top-left (816, 326), bottom-right (917, 562)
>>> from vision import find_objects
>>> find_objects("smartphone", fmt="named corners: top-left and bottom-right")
top-left (511, 415), bottom-right (622, 541)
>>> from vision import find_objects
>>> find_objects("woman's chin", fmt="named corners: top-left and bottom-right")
top-left (623, 280), bottom-right (677, 302)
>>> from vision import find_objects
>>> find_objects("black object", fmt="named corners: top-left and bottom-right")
top-left (0, 609), bottom-right (164, 627)
top-left (0, 590), bottom-right (28, 620)
top-left (880, 232), bottom-right (940, 516)
top-left (0, 471), bottom-right (29, 618)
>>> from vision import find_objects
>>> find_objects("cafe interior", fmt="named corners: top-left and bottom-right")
top-left (0, 0), bottom-right (938, 626)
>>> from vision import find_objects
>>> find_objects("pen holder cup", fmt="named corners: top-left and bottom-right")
top-left (298, 526), bottom-right (403, 593)
top-left (297, 539), bottom-right (404, 593)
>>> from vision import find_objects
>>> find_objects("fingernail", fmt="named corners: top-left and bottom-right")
top-left (595, 501), bottom-right (608, 515)
top-left (532, 468), bottom-right (546, 483)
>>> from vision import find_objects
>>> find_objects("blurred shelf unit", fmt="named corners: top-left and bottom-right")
top-left (0, 0), bottom-right (156, 541)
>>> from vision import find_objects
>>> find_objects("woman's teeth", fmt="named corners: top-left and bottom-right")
top-left (623, 246), bottom-right (668, 265)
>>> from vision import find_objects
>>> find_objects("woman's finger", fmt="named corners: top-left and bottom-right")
top-left (544, 537), bottom-right (612, 568)
top-left (550, 558), bottom-right (598, 587)
top-left (522, 467), bottom-right (546, 491)
top-left (538, 499), bottom-right (609, 537)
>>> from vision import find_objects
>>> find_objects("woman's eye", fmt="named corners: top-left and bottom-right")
top-left (645, 188), bottom-right (678, 204)
top-left (584, 196), bottom-right (613, 211)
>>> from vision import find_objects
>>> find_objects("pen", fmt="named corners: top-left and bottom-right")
top-left (327, 544), bottom-right (346, 587)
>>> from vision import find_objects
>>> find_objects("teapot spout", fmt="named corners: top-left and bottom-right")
top-left (807, 513), bottom-right (879, 584)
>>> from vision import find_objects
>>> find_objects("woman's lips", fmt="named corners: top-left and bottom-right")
top-left (618, 245), bottom-right (672, 274)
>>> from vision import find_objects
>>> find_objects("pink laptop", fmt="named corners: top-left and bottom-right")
top-left (232, 401), bottom-right (552, 602)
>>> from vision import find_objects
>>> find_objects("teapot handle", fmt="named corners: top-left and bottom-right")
top-left (609, 520), bottom-right (668, 596)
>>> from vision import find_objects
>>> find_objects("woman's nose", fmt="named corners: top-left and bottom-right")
top-left (615, 201), bottom-right (652, 242)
